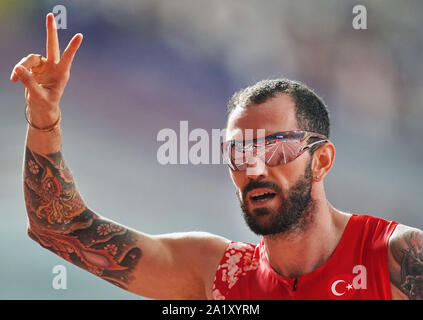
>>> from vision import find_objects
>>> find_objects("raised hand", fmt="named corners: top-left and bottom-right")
top-left (10, 13), bottom-right (83, 129)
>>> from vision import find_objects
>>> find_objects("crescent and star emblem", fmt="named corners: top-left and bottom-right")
top-left (331, 280), bottom-right (354, 296)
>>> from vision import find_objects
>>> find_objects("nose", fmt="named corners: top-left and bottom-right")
top-left (245, 154), bottom-right (268, 179)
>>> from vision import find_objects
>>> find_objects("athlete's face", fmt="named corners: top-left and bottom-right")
top-left (226, 94), bottom-right (315, 236)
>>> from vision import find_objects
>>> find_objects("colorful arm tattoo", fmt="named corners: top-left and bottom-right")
top-left (391, 229), bottom-right (423, 299)
top-left (23, 147), bottom-right (142, 290)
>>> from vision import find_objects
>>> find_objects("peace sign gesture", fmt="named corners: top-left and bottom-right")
top-left (10, 13), bottom-right (83, 129)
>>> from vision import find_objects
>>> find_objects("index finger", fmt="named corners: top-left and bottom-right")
top-left (46, 13), bottom-right (60, 62)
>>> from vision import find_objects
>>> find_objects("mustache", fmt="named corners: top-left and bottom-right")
top-left (242, 179), bottom-right (282, 200)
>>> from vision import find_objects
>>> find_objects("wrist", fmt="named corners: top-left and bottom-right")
top-left (26, 105), bottom-right (61, 131)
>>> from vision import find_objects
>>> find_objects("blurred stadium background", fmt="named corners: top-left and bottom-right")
top-left (0, 0), bottom-right (422, 299)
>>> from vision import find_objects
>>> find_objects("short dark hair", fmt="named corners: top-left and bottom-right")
top-left (226, 78), bottom-right (330, 153)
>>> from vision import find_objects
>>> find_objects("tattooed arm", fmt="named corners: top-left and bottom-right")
top-left (24, 146), bottom-right (141, 289)
top-left (23, 146), bottom-right (228, 298)
top-left (14, 13), bottom-right (229, 299)
top-left (388, 224), bottom-right (423, 300)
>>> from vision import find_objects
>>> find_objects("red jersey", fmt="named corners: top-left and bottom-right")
top-left (212, 214), bottom-right (398, 300)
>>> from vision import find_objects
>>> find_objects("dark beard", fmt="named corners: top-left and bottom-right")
top-left (237, 160), bottom-right (314, 237)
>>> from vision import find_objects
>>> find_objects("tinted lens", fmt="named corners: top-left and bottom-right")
top-left (222, 141), bottom-right (244, 170)
top-left (221, 141), bottom-right (232, 168)
top-left (264, 140), bottom-right (303, 166)
top-left (222, 139), bottom-right (304, 170)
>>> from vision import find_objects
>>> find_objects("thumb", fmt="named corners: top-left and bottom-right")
top-left (15, 66), bottom-right (41, 96)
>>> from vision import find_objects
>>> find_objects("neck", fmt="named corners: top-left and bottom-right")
top-left (263, 197), bottom-right (350, 279)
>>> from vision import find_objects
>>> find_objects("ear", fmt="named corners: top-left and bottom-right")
top-left (311, 142), bottom-right (335, 182)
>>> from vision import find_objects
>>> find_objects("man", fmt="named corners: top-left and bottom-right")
top-left (11, 13), bottom-right (423, 300)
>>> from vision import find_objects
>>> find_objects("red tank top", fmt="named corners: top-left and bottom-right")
top-left (212, 214), bottom-right (398, 300)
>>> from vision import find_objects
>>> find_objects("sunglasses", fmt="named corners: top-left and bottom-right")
top-left (221, 130), bottom-right (329, 171)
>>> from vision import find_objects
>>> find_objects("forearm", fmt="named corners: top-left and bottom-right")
top-left (23, 138), bottom-right (142, 290)
top-left (26, 107), bottom-right (62, 154)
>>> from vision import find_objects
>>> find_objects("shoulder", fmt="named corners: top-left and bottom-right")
top-left (389, 224), bottom-right (423, 264)
top-left (388, 224), bottom-right (423, 299)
